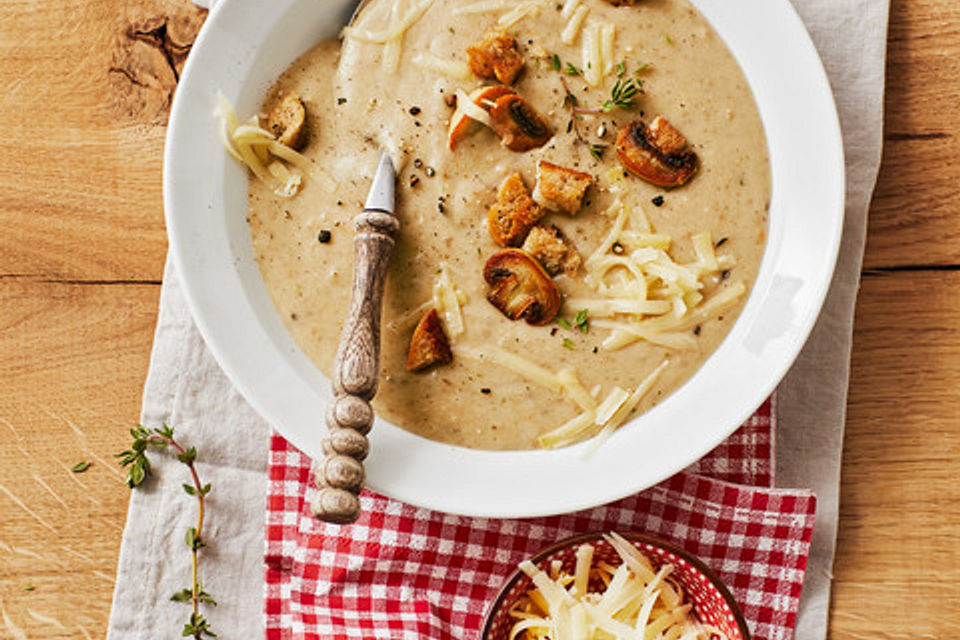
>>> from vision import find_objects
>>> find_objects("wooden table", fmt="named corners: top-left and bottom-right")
top-left (0, 1), bottom-right (957, 637)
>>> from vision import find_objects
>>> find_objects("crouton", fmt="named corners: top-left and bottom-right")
top-left (407, 309), bottom-right (453, 372)
top-left (521, 224), bottom-right (582, 277)
top-left (466, 31), bottom-right (525, 85)
top-left (487, 172), bottom-right (545, 247)
top-left (532, 161), bottom-right (594, 214)
top-left (647, 115), bottom-right (689, 155)
top-left (266, 94), bottom-right (308, 151)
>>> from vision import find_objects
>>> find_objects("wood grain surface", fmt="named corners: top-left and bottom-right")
top-left (0, 0), bottom-right (957, 637)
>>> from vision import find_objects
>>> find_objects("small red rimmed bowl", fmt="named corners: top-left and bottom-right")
top-left (480, 531), bottom-right (751, 640)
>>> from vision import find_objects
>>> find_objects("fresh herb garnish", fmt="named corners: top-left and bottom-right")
top-left (551, 53), bottom-right (562, 71)
top-left (23, 585), bottom-right (35, 591)
top-left (601, 77), bottom-right (642, 112)
top-left (117, 425), bottom-right (217, 639)
top-left (635, 63), bottom-right (651, 75)
top-left (666, 34), bottom-right (674, 45)
top-left (557, 317), bottom-right (573, 330)
top-left (589, 144), bottom-right (607, 160)
top-left (562, 338), bottom-right (576, 350)
top-left (564, 62), bottom-right (582, 76)
top-left (616, 61), bottom-right (626, 78)
top-left (71, 461), bottom-right (91, 473)
top-left (574, 309), bottom-right (590, 334)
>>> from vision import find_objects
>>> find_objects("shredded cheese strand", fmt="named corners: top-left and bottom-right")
top-left (342, 0), bottom-right (434, 43)
top-left (412, 52), bottom-right (473, 79)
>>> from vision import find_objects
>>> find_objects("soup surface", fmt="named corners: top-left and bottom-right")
top-left (247, 0), bottom-right (770, 450)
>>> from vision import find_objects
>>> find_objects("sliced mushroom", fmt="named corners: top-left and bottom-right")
top-left (484, 249), bottom-right (561, 325)
top-left (488, 94), bottom-right (553, 152)
top-left (407, 308), bottom-right (453, 372)
top-left (615, 116), bottom-right (699, 188)
top-left (447, 86), bottom-right (517, 150)
top-left (266, 94), bottom-right (308, 151)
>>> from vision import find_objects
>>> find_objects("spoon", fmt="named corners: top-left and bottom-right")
top-left (311, 151), bottom-right (398, 524)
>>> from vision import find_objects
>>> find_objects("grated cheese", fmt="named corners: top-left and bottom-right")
top-left (508, 535), bottom-right (731, 640)
top-left (581, 198), bottom-right (746, 351)
top-left (432, 266), bottom-right (467, 336)
top-left (537, 409), bottom-right (597, 449)
top-left (498, 0), bottom-right (542, 28)
top-left (452, 0), bottom-right (508, 14)
top-left (600, 22), bottom-right (617, 75)
top-left (538, 359), bottom-right (667, 450)
top-left (458, 346), bottom-right (564, 394)
top-left (594, 387), bottom-right (629, 426)
top-left (581, 21), bottom-right (603, 87)
top-left (581, 359), bottom-right (669, 456)
top-left (455, 88), bottom-right (494, 128)
top-left (561, 5), bottom-right (590, 45)
top-left (214, 92), bottom-right (331, 197)
top-left (558, 367), bottom-right (598, 411)
top-left (343, 0), bottom-right (434, 72)
top-left (412, 52), bottom-right (474, 80)
top-left (560, 0), bottom-right (582, 19)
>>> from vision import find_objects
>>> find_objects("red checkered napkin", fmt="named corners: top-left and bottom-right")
top-left (264, 398), bottom-right (816, 640)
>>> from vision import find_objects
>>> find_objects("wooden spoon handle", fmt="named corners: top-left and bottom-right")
top-left (311, 208), bottom-right (399, 524)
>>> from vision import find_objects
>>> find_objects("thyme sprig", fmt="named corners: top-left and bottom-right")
top-left (117, 424), bottom-right (216, 638)
top-left (601, 77), bottom-right (643, 112)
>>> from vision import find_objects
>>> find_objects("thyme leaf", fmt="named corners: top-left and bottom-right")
top-left (120, 424), bottom-right (215, 639)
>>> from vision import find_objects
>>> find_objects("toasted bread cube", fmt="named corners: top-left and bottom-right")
top-left (407, 309), bottom-right (453, 372)
top-left (532, 161), bottom-right (594, 215)
top-left (487, 172), bottom-right (545, 247)
top-left (266, 94), bottom-right (308, 151)
top-left (647, 115), bottom-right (688, 155)
top-left (466, 31), bottom-right (525, 85)
top-left (522, 224), bottom-right (582, 277)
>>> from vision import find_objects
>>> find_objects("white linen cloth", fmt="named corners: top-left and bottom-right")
top-left (107, 1), bottom-right (889, 637)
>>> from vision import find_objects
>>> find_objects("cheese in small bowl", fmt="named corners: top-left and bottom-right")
top-left (481, 531), bottom-right (750, 640)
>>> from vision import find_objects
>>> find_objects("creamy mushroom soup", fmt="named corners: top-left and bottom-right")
top-left (242, 0), bottom-right (770, 450)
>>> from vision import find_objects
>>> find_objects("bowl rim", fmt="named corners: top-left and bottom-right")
top-left (163, 0), bottom-right (845, 518)
top-left (479, 530), bottom-right (752, 640)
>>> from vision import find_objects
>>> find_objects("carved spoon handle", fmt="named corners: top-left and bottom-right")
top-left (311, 154), bottom-right (397, 524)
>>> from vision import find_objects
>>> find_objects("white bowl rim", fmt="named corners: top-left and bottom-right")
top-left (164, 0), bottom-right (844, 518)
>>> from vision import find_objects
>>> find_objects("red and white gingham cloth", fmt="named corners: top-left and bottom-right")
top-left (264, 398), bottom-right (816, 640)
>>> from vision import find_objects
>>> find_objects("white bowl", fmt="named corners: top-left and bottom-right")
top-left (165, 0), bottom-right (843, 518)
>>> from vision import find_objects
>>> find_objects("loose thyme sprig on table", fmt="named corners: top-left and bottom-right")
top-left (117, 424), bottom-right (217, 638)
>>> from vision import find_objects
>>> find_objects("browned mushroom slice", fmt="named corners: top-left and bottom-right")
top-left (447, 85), bottom-right (517, 150)
top-left (615, 116), bottom-right (699, 188)
top-left (484, 249), bottom-right (561, 325)
top-left (466, 31), bottom-right (525, 85)
top-left (488, 94), bottom-right (553, 152)
top-left (267, 94), bottom-right (308, 151)
top-left (407, 308), bottom-right (453, 372)
top-left (487, 172), bottom-right (545, 247)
